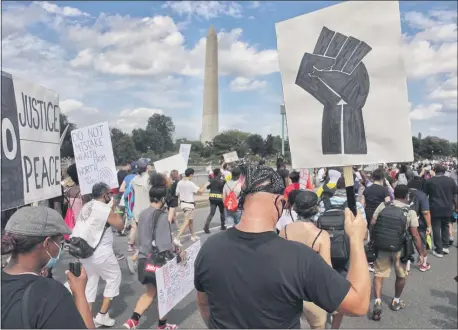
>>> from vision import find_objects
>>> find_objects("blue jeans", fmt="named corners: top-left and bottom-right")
top-left (225, 209), bottom-right (242, 225)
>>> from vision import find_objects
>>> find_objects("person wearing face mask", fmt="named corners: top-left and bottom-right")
top-left (71, 182), bottom-right (124, 327)
top-left (1, 207), bottom-right (94, 329)
top-left (123, 174), bottom-right (184, 329)
top-left (194, 165), bottom-right (371, 329)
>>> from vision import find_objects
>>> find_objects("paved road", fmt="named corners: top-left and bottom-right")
top-left (53, 207), bottom-right (458, 329)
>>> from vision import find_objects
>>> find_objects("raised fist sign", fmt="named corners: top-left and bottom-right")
top-left (296, 26), bottom-right (371, 155)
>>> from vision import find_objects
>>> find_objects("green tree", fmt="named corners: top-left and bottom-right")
top-left (60, 114), bottom-right (77, 158)
top-left (212, 130), bottom-right (249, 155)
top-left (132, 129), bottom-right (149, 153)
top-left (264, 134), bottom-right (276, 156)
top-left (246, 134), bottom-right (265, 155)
top-left (146, 114), bottom-right (175, 152)
top-left (114, 135), bottom-right (138, 165)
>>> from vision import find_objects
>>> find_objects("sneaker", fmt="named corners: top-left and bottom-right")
top-left (372, 300), bottom-right (382, 321)
top-left (419, 263), bottom-right (431, 272)
top-left (94, 313), bottom-right (116, 327)
top-left (191, 235), bottom-right (200, 242)
top-left (174, 238), bottom-right (183, 247)
top-left (115, 250), bottom-right (125, 261)
top-left (157, 323), bottom-right (178, 330)
top-left (442, 248), bottom-right (450, 255)
top-left (127, 244), bottom-right (135, 252)
top-left (390, 299), bottom-right (406, 311)
top-left (220, 225), bottom-right (227, 231)
top-left (368, 263), bottom-right (375, 272)
top-left (433, 250), bottom-right (444, 258)
top-left (203, 226), bottom-right (210, 234)
top-left (126, 257), bottom-right (137, 275)
top-left (123, 318), bottom-right (139, 329)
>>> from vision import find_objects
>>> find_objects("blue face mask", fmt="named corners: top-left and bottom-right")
top-left (45, 240), bottom-right (61, 269)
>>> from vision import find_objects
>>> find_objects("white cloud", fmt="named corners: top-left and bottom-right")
top-left (34, 1), bottom-right (89, 17)
top-left (427, 74), bottom-right (457, 108)
top-left (163, 1), bottom-right (243, 19)
top-left (250, 1), bottom-right (260, 9)
top-left (403, 10), bottom-right (457, 79)
top-left (113, 107), bottom-right (164, 133)
top-left (410, 103), bottom-right (443, 121)
top-left (230, 77), bottom-right (266, 92)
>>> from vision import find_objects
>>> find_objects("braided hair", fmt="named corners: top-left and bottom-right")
top-left (238, 165), bottom-right (285, 209)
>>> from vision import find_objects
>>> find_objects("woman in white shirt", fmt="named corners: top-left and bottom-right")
top-left (276, 190), bottom-right (300, 233)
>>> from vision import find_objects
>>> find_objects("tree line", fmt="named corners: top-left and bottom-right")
top-left (59, 113), bottom-right (456, 166)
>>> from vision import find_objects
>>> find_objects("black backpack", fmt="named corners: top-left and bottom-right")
top-left (317, 199), bottom-right (350, 267)
top-left (373, 202), bottom-right (409, 252)
top-left (408, 189), bottom-right (420, 214)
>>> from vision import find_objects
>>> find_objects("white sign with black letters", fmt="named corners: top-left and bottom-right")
top-left (1, 71), bottom-right (62, 210)
top-left (71, 122), bottom-right (118, 195)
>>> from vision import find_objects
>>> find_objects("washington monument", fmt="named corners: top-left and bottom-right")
top-left (201, 26), bottom-right (219, 143)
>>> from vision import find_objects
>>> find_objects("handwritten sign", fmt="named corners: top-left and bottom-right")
top-left (156, 241), bottom-right (201, 319)
top-left (223, 151), bottom-right (239, 163)
top-left (276, 1), bottom-right (413, 168)
top-left (179, 144), bottom-right (191, 166)
top-left (154, 154), bottom-right (187, 176)
top-left (71, 122), bottom-right (118, 195)
top-left (1, 71), bottom-right (61, 210)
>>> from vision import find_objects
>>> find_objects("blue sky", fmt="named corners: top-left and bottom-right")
top-left (2, 1), bottom-right (457, 141)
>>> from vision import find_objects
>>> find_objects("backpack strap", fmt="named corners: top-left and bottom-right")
top-left (312, 229), bottom-right (323, 250)
top-left (284, 224), bottom-right (288, 240)
top-left (151, 209), bottom-right (164, 245)
top-left (322, 197), bottom-right (333, 211)
top-left (22, 280), bottom-right (38, 329)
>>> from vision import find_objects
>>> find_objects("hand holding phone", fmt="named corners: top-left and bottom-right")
top-left (69, 261), bottom-right (81, 277)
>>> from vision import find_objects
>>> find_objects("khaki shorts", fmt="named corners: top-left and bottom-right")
top-left (302, 302), bottom-right (327, 328)
top-left (183, 208), bottom-right (195, 222)
top-left (374, 251), bottom-right (408, 278)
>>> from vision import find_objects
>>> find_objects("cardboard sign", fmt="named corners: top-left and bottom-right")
top-left (154, 154), bottom-right (187, 176)
top-left (71, 122), bottom-right (118, 195)
top-left (276, 1), bottom-right (413, 168)
top-left (156, 241), bottom-right (201, 319)
top-left (223, 151), bottom-right (239, 163)
top-left (1, 71), bottom-right (62, 210)
top-left (179, 144), bottom-right (191, 166)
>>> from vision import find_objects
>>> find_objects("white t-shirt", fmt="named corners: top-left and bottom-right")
top-left (71, 200), bottom-right (110, 249)
top-left (176, 179), bottom-right (200, 209)
top-left (276, 209), bottom-right (298, 232)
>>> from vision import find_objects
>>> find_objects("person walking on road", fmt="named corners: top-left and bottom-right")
top-left (279, 190), bottom-right (332, 329)
top-left (174, 168), bottom-right (205, 246)
top-left (70, 183), bottom-right (125, 327)
top-left (203, 169), bottom-right (226, 234)
top-left (222, 166), bottom-right (243, 226)
top-left (194, 165), bottom-right (371, 329)
top-left (370, 184), bottom-right (426, 321)
top-left (424, 165), bottom-right (458, 257)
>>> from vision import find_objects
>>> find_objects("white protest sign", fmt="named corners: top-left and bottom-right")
top-left (276, 1), bottom-right (413, 169)
top-left (179, 144), bottom-right (191, 166)
top-left (154, 154), bottom-right (187, 176)
top-left (71, 122), bottom-right (118, 195)
top-left (223, 151), bottom-right (239, 163)
top-left (1, 71), bottom-right (62, 210)
top-left (156, 240), bottom-right (201, 319)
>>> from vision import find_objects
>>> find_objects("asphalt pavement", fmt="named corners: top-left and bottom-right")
top-left (53, 207), bottom-right (458, 329)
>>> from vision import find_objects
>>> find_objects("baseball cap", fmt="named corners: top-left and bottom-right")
top-left (294, 190), bottom-right (319, 215)
top-left (137, 158), bottom-right (151, 169)
top-left (5, 206), bottom-right (71, 236)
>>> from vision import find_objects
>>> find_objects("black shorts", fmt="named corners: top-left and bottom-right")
top-left (167, 197), bottom-right (178, 208)
top-left (137, 258), bottom-right (157, 286)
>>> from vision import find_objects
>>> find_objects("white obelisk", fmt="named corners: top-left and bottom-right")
top-left (200, 26), bottom-right (219, 143)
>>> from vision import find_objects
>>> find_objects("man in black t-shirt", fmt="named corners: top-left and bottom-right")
top-left (362, 169), bottom-right (391, 227)
top-left (424, 165), bottom-right (458, 257)
top-left (194, 165), bottom-right (371, 329)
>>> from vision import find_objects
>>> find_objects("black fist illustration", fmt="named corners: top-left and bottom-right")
top-left (296, 26), bottom-right (371, 155)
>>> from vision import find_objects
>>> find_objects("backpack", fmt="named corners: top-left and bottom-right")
top-left (317, 199), bottom-right (350, 267)
top-left (224, 182), bottom-right (239, 212)
top-left (373, 202), bottom-right (409, 252)
top-left (408, 189), bottom-right (420, 215)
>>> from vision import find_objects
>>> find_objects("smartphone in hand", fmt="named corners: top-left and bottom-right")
top-left (69, 261), bottom-right (81, 277)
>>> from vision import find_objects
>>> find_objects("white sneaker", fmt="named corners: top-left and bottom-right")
top-left (191, 235), bottom-right (200, 242)
top-left (94, 313), bottom-right (116, 328)
top-left (442, 248), bottom-right (450, 255)
top-left (126, 257), bottom-right (137, 275)
top-left (173, 238), bottom-right (183, 247)
top-left (433, 250), bottom-right (444, 258)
